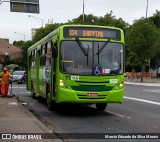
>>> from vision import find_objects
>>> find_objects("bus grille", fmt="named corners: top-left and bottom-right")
top-left (71, 85), bottom-right (113, 91)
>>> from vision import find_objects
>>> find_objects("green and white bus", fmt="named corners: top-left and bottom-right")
top-left (27, 25), bottom-right (125, 111)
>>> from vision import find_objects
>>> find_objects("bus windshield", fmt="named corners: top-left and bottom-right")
top-left (60, 40), bottom-right (124, 75)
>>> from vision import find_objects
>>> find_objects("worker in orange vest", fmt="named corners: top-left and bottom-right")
top-left (1, 67), bottom-right (12, 98)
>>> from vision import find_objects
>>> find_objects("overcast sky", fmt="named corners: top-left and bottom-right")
top-left (0, 0), bottom-right (160, 43)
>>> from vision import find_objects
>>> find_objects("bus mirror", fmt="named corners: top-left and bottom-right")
top-left (52, 46), bottom-right (57, 58)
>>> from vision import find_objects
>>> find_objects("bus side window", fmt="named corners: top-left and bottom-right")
top-left (29, 55), bottom-right (31, 70)
top-left (40, 44), bottom-right (46, 66)
top-left (31, 49), bottom-right (36, 67)
top-left (46, 41), bottom-right (51, 66)
top-left (52, 42), bottom-right (57, 58)
top-left (47, 40), bottom-right (51, 54)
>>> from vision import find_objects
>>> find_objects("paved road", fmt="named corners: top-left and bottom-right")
top-left (10, 83), bottom-right (160, 142)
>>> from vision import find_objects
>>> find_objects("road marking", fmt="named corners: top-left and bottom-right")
top-left (92, 106), bottom-right (130, 118)
top-left (9, 87), bottom-right (26, 88)
top-left (8, 102), bottom-right (17, 105)
top-left (20, 92), bottom-right (30, 94)
top-left (107, 110), bottom-right (130, 119)
top-left (125, 82), bottom-right (160, 86)
top-left (124, 96), bottom-right (160, 106)
top-left (143, 89), bottom-right (160, 93)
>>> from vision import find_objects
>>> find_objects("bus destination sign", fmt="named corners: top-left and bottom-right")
top-left (63, 27), bottom-right (121, 40)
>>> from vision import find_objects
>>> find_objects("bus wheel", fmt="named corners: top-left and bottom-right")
top-left (96, 103), bottom-right (107, 111)
top-left (46, 93), bottom-right (53, 111)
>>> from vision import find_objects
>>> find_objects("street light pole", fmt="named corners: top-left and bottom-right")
top-left (28, 15), bottom-right (44, 27)
top-left (14, 32), bottom-right (26, 41)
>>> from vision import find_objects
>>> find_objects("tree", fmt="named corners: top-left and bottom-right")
top-left (68, 14), bottom-right (99, 25)
top-left (13, 40), bottom-right (33, 70)
top-left (96, 11), bottom-right (129, 33)
top-left (67, 12), bottom-right (129, 33)
top-left (126, 18), bottom-right (160, 82)
top-left (149, 10), bottom-right (160, 76)
top-left (32, 23), bottom-right (61, 43)
top-left (149, 10), bottom-right (160, 28)
top-left (23, 41), bottom-right (33, 69)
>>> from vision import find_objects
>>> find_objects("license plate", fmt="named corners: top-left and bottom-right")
top-left (87, 92), bottom-right (98, 97)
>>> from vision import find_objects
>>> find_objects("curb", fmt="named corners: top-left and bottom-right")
top-left (125, 81), bottom-right (160, 87)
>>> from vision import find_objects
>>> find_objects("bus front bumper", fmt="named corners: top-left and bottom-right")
top-left (54, 87), bottom-right (124, 104)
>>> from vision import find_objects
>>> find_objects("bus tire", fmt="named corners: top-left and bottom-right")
top-left (46, 93), bottom-right (53, 111)
top-left (46, 85), bottom-right (54, 111)
top-left (96, 103), bottom-right (107, 111)
top-left (31, 82), bottom-right (36, 99)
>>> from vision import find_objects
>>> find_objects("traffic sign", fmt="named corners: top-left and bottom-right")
top-left (10, 0), bottom-right (39, 13)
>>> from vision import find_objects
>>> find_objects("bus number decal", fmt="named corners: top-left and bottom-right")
top-left (110, 79), bottom-right (118, 83)
top-left (71, 75), bottom-right (79, 81)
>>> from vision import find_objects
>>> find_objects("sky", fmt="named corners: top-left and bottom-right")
top-left (0, 0), bottom-right (160, 43)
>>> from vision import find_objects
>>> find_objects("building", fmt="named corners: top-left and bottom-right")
top-left (31, 28), bottom-right (39, 39)
top-left (0, 38), bottom-right (23, 64)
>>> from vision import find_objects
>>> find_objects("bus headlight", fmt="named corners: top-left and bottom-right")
top-left (59, 80), bottom-right (69, 88)
top-left (114, 82), bottom-right (124, 90)
top-left (119, 83), bottom-right (124, 88)
top-left (60, 80), bottom-right (64, 87)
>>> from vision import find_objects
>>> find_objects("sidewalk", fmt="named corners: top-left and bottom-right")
top-left (125, 77), bottom-right (160, 86)
top-left (0, 96), bottom-right (62, 142)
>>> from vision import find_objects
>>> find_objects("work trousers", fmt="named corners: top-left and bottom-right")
top-left (1, 83), bottom-right (9, 97)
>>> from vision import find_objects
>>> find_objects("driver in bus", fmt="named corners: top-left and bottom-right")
top-left (100, 51), bottom-right (119, 73)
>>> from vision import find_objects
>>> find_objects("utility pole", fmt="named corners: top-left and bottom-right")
top-left (146, 0), bottom-right (151, 73)
top-left (146, 0), bottom-right (148, 18)
top-left (83, 0), bottom-right (85, 24)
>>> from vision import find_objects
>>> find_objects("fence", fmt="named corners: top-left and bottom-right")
top-left (126, 72), bottom-right (152, 79)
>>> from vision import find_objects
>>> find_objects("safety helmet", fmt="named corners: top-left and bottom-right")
top-left (3, 67), bottom-right (7, 71)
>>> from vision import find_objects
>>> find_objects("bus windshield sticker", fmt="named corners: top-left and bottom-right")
top-left (102, 68), bottom-right (110, 74)
top-left (110, 79), bottom-right (118, 83)
top-left (92, 66), bottom-right (102, 75)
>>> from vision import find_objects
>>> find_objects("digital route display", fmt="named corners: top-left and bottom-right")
top-left (63, 27), bottom-right (121, 40)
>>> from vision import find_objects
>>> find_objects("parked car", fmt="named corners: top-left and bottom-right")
top-left (10, 71), bottom-right (27, 84)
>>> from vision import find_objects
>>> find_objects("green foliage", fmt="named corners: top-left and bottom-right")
top-left (68, 14), bottom-right (99, 25)
top-left (149, 10), bottom-right (160, 28)
top-left (96, 11), bottom-right (129, 32)
top-left (32, 23), bottom-right (61, 43)
top-left (126, 18), bottom-right (160, 66)
top-left (149, 10), bottom-right (160, 70)
top-left (66, 11), bottom-right (129, 33)
top-left (13, 40), bottom-right (33, 70)
top-left (13, 40), bottom-right (24, 49)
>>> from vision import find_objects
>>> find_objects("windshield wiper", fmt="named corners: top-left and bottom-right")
top-left (96, 38), bottom-right (110, 55)
top-left (75, 37), bottom-right (88, 56)
top-left (75, 37), bottom-right (89, 66)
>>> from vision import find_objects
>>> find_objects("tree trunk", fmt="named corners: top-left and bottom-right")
top-left (141, 65), bottom-right (145, 82)
top-left (156, 68), bottom-right (159, 79)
